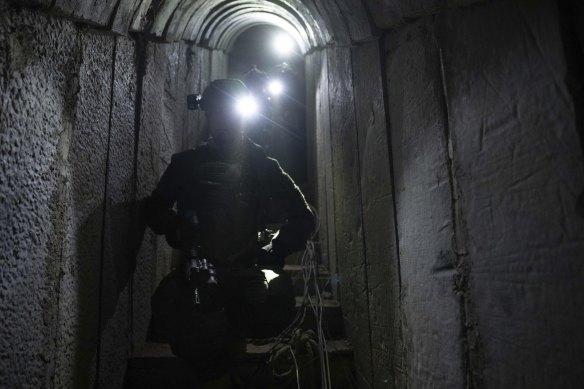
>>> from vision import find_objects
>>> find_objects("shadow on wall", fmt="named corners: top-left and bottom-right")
top-left (557, 0), bottom-right (584, 219)
top-left (72, 199), bottom-right (147, 387)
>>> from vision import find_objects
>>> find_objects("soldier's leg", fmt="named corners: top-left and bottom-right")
top-left (228, 266), bottom-right (295, 339)
top-left (151, 270), bottom-right (234, 382)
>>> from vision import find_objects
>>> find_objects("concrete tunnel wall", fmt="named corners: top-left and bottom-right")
top-left (395, 3), bottom-right (584, 388)
top-left (1, 0), bottom-right (584, 388)
top-left (0, 3), bottom-right (228, 387)
top-left (307, 1), bottom-right (584, 388)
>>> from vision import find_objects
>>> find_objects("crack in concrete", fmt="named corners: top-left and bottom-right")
top-left (438, 46), bottom-right (484, 389)
top-left (129, 32), bottom-right (147, 354)
top-left (46, 28), bottom-right (82, 389)
top-left (378, 33), bottom-right (407, 389)
top-left (348, 45), bottom-right (376, 389)
top-left (94, 34), bottom-right (118, 389)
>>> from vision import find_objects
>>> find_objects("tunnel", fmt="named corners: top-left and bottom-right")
top-left (1, 0), bottom-right (584, 388)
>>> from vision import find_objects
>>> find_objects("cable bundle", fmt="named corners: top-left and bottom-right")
top-left (265, 205), bottom-right (332, 388)
top-left (299, 236), bottom-right (332, 389)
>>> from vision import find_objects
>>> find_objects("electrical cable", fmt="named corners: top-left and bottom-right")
top-left (288, 345), bottom-right (301, 389)
top-left (261, 204), bottom-right (333, 388)
top-left (299, 206), bottom-right (332, 389)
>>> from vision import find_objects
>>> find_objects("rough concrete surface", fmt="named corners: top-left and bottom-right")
top-left (111, 0), bottom-right (144, 35)
top-left (305, 50), bottom-right (336, 273)
top-left (304, 53), bottom-right (317, 204)
top-left (0, 0), bottom-right (377, 55)
top-left (129, 0), bottom-right (155, 32)
top-left (132, 38), bottom-right (173, 359)
top-left (352, 40), bottom-right (404, 389)
top-left (98, 35), bottom-right (138, 389)
top-left (386, 16), bottom-right (466, 389)
top-left (0, 8), bottom-right (82, 388)
top-left (0, 5), bottom-right (216, 388)
top-left (3, 0), bottom-right (52, 8)
top-left (307, 0), bottom-right (351, 45)
top-left (436, 0), bottom-right (584, 387)
top-left (334, 0), bottom-right (375, 43)
top-left (2, 1), bottom-right (584, 389)
top-left (375, 0), bottom-right (584, 387)
top-left (52, 0), bottom-right (120, 27)
top-left (365, 0), bottom-right (487, 30)
top-left (54, 30), bottom-right (114, 389)
top-left (326, 45), bottom-right (374, 388)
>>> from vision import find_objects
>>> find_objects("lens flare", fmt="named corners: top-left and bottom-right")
top-left (235, 95), bottom-right (259, 117)
top-left (273, 33), bottom-right (294, 56)
top-left (267, 80), bottom-right (284, 96)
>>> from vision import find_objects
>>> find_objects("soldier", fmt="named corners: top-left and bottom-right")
top-left (144, 79), bottom-right (315, 387)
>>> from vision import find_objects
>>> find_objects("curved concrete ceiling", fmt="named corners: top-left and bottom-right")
top-left (149, 0), bottom-right (329, 53)
top-left (15, 0), bottom-right (378, 53)
top-left (193, 2), bottom-right (318, 51)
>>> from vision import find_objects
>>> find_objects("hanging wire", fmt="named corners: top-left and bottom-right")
top-left (263, 204), bottom-right (332, 388)
top-left (288, 345), bottom-right (301, 389)
top-left (300, 205), bottom-right (332, 389)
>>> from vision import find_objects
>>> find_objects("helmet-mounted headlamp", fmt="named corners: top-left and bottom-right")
top-left (187, 79), bottom-right (258, 118)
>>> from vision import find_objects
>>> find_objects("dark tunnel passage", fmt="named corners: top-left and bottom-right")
top-left (1, 0), bottom-right (584, 388)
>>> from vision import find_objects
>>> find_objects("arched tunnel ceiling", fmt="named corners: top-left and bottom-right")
top-left (181, 1), bottom-right (319, 52)
top-left (148, 0), bottom-right (340, 53)
top-left (210, 14), bottom-right (309, 53)
top-left (10, 0), bottom-right (381, 53)
top-left (11, 0), bottom-right (489, 50)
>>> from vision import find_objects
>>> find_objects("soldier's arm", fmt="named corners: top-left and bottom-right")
top-left (264, 158), bottom-right (315, 262)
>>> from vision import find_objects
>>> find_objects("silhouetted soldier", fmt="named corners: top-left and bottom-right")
top-left (144, 79), bottom-right (314, 387)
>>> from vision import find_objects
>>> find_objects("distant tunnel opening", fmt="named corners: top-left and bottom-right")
top-left (228, 25), bottom-right (308, 189)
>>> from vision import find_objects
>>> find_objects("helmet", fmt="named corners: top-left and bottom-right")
top-left (200, 79), bottom-right (249, 112)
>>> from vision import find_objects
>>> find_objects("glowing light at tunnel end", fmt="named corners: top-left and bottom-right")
top-left (273, 33), bottom-right (295, 56)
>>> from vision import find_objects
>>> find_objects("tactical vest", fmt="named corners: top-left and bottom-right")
top-left (177, 139), bottom-right (268, 267)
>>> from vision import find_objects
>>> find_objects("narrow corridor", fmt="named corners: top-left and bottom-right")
top-left (1, 0), bottom-right (584, 388)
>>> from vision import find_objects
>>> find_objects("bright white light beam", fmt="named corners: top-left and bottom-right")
top-left (235, 95), bottom-right (259, 118)
top-left (273, 33), bottom-right (295, 57)
top-left (267, 80), bottom-right (284, 96)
